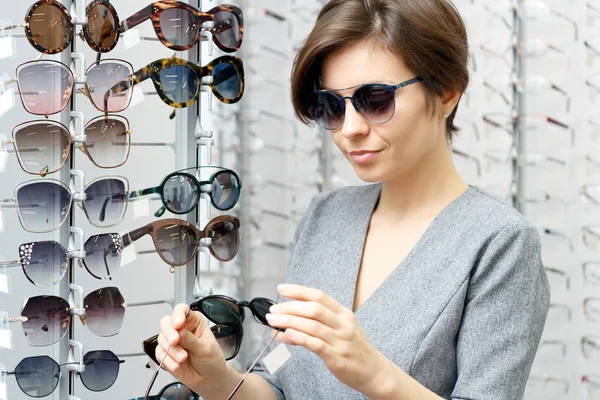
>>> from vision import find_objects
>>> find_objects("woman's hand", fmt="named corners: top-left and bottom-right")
top-left (266, 284), bottom-right (395, 397)
top-left (156, 304), bottom-right (237, 397)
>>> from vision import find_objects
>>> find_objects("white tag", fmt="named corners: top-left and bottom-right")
top-left (0, 330), bottom-right (12, 350)
top-left (133, 198), bottom-right (150, 218)
top-left (0, 89), bottom-right (14, 117)
top-left (120, 243), bottom-right (137, 267)
top-left (122, 28), bottom-right (141, 49)
top-left (0, 37), bottom-right (13, 59)
top-left (0, 274), bottom-right (8, 294)
top-left (129, 86), bottom-right (145, 108)
top-left (262, 343), bottom-right (291, 374)
top-left (0, 381), bottom-right (6, 400)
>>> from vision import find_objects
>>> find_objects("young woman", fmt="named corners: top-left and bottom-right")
top-left (156, 0), bottom-right (550, 398)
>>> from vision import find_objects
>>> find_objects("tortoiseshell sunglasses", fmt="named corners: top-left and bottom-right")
top-left (120, 1), bottom-right (243, 52)
top-left (0, 0), bottom-right (120, 54)
top-left (110, 56), bottom-right (244, 108)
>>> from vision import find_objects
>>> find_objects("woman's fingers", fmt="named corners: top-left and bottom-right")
top-left (157, 332), bottom-right (188, 364)
top-left (172, 303), bottom-right (203, 332)
top-left (156, 333), bottom-right (186, 372)
top-left (278, 284), bottom-right (344, 314)
top-left (269, 300), bottom-right (341, 330)
top-left (160, 315), bottom-right (182, 346)
top-left (266, 313), bottom-right (337, 346)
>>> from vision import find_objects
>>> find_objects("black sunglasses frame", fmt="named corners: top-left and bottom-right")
top-left (307, 76), bottom-right (424, 130)
top-left (189, 294), bottom-right (280, 329)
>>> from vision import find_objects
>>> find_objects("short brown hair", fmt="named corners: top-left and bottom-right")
top-left (291, 0), bottom-right (470, 142)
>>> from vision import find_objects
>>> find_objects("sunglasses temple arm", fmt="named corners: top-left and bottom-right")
top-left (227, 332), bottom-right (280, 400)
top-left (121, 226), bottom-right (149, 248)
top-left (0, 260), bottom-right (21, 268)
top-left (129, 187), bottom-right (159, 200)
top-left (104, 68), bottom-right (148, 110)
top-left (119, 5), bottom-right (152, 33)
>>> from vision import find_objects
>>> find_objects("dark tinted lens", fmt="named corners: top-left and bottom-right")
top-left (307, 92), bottom-right (344, 130)
top-left (86, 61), bottom-right (133, 112)
top-left (211, 62), bottom-right (240, 101)
top-left (21, 241), bottom-right (68, 287)
top-left (84, 117), bottom-right (129, 168)
top-left (17, 61), bottom-right (73, 115)
top-left (354, 84), bottom-right (395, 123)
top-left (13, 121), bottom-right (70, 175)
top-left (14, 356), bottom-right (60, 397)
top-left (80, 350), bottom-right (120, 391)
top-left (86, 3), bottom-right (118, 51)
top-left (84, 287), bottom-right (125, 337)
top-left (21, 295), bottom-right (70, 346)
top-left (160, 382), bottom-right (196, 400)
top-left (209, 220), bottom-right (238, 261)
top-left (250, 298), bottom-right (274, 325)
top-left (16, 181), bottom-right (71, 233)
top-left (212, 325), bottom-right (239, 360)
top-left (159, 64), bottom-right (198, 105)
top-left (83, 233), bottom-right (123, 279)
top-left (200, 298), bottom-right (240, 325)
top-left (155, 222), bottom-right (197, 265)
top-left (83, 178), bottom-right (127, 227)
top-left (158, 8), bottom-right (198, 47)
top-left (162, 174), bottom-right (199, 214)
top-left (211, 172), bottom-right (239, 210)
top-left (213, 11), bottom-right (240, 50)
top-left (27, 3), bottom-right (70, 52)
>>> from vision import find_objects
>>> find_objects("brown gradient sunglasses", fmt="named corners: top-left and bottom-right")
top-left (120, 1), bottom-right (243, 52)
top-left (121, 216), bottom-right (240, 270)
top-left (1, 0), bottom-right (120, 54)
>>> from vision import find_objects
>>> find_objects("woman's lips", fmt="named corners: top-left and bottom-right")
top-left (348, 150), bottom-right (382, 164)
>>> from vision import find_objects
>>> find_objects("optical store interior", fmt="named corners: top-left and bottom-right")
top-left (0, 0), bottom-right (598, 399)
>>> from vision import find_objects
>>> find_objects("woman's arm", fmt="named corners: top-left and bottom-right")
top-left (198, 365), bottom-right (281, 400)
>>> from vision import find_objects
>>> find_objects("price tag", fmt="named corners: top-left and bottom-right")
top-left (0, 381), bottom-right (6, 400)
top-left (129, 86), bottom-right (145, 108)
top-left (120, 243), bottom-right (137, 268)
top-left (261, 343), bottom-right (291, 374)
top-left (133, 198), bottom-right (150, 218)
top-left (122, 28), bottom-right (141, 49)
top-left (0, 330), bottom-right (12, 350)
top-left (0, 37), bottom-right (13, 59)
top-left (0, 89), bottom-right (14, 118)
top-left (0, 274), bottom-right (9, 294)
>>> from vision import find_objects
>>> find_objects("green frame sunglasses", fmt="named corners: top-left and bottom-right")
top-left (129, 166), bottom-right (242, 216)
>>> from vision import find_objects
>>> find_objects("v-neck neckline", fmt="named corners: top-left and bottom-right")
top-left (350, 184), bottom-right (474, 315)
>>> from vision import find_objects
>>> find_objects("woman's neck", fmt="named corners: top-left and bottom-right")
top-left (374, 141), bottom-right (469, 225)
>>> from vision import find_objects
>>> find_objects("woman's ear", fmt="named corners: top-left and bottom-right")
top-left (441, 89), bottom-right (462, 116)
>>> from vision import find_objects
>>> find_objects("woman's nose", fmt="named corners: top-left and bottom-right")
top-left (338, 99), bottom-right (370, 139)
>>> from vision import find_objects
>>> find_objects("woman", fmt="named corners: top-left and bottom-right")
top-left (156, 0), bottom-right (550, 398)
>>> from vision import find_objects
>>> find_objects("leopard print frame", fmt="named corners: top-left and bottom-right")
top-left (114, 56), bottom-right (245, 109)
top-left (120, 1), bottom-right (243, 52)
top-left (24, 0), bottom-right (73, 54)
top-left (81, 0), bottom-right (120, 53)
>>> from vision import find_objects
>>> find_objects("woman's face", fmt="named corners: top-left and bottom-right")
top-left (321, 41), bottom-right (445, 183)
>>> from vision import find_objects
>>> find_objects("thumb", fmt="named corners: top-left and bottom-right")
top-left (171, 303), bottom-right (204, 333)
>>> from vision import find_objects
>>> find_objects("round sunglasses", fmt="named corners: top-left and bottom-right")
top-left (7, 287), bottom-right (126, 346)
top-left (6, 351), bottom-right (124, 398)
top-left (120, 2), bottom-right (243, 53)
top-left (1, 0), bottom-right (119, 54)
top-left (3, 116), bottom-right (131, 176)
top-left (129, 166), bottom-right (242, 216)
top-left (306, 76), bottom-right (424, 130)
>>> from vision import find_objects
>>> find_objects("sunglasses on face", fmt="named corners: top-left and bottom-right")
top-left (0, 177), bottom-right (129, 233)
top-left (110, 56), bottom-right (244, 109)
top-left (4, 59), bottom-right (134, 116)
top-left (121, 1), bottom-right (243, 53)
top-left (7, 287), bottom-right (126, 346)
top-left (2, 116), bottom-right (131, 176)
top-left (0, 0), bottom-right (120, 54)
top-left (143, 324), bottom-right (243, 367)
top-left (119, 216), bottom-right (240, 270)
top-left (6, 351), bottom-right (124, 398)
top-left (129, 167), bottom-right (242, 217)
top-left (306, 76), bottom-right (424, 130)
